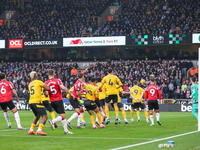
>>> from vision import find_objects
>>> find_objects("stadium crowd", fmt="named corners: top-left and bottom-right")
top-left (0, 0), bottom-right (113, 39)
top-left (98, 0), bottom-right (200, 36)
top-left (0, 0), bottom-right (199, 39)
top-left (0, 59), bottom-right (195, 101)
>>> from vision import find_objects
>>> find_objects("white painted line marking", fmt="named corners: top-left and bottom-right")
top-left (0, 135), bottom-right (155, 140)
top-left (110, 130), bottom-right (199, 150)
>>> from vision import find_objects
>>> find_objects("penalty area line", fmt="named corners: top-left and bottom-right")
top-left (110, 130), bottom-right (199, 150)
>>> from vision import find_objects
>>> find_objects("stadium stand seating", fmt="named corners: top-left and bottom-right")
top-left (0, 59), bottom-right (195, 99)
top-left (0, 0), bottom-right (199, 39)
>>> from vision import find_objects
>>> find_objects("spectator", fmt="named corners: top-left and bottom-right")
top-left (24, 89), bottom-right (30, 105)
top-left (180, 89), bottom-right (186, 99)
top-left (71, 67), bottom-right (78, 76)
top-left (175, 76), bottom-right (180, 87)
top-left (181, 81), bottom-right (187, 91)
top-left (18, 88), bottom-right (24, 98)
top-left (163, 83), bottom-right (169, 99)
top-left (174, 89), bottom-right (180, 100)
top-left (168, 81), bottom-right (174, 98)
top-left (186, 88), bottom-right (191, 99)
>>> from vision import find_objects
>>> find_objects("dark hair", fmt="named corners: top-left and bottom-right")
top-left (150, 76), bottom-right (155, 82)
top-left (97, 77), bottom-right (101, 82)
top-left (107, 68), bottom-right (113, 73)
top-left (133, 80), bottom-right (138, 85)
top-left (73, 79), bottom-right (76, 84)
top-left (0, 73), bottom-right (6, 79)
top-left (48, 69), bottom-right (55, 76)
top-left (78, 73), bottom-right (83, 79)
top-left (191, 77), bottom-right (196, 83)
top-left (91, 78), bottom-right (96, 82)
top-left (88, 76), bottom-right (92, 81)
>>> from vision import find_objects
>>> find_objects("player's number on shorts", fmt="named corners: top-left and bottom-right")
top-left (134, 89), bottom-right (138, 95)
top-left (108, 79), bottom-right (113, 86)
top-left (0, 86), bottom-right (6, 94)
top-left (150, 89), bottom-right (155, 96)
top-left (30, 86), bottom-right (35, 95)
top-left (50, 85), bottom-right (57, 94)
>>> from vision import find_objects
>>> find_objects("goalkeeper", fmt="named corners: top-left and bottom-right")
top-left (190, 77), bottom-right (198, 120)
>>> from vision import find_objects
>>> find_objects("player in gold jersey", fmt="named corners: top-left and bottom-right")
top-left (110, 86), bottom-right (131, 124)
top-left (130, 80), bottom-right (149, 123)
top-left (28, 71), bottom-right (50, 136)
top-left (35, 77), bottom-right (57, 128)
top-left (84, 78), bottom-right (105, 129)
top-left (99, 68), bottom-right (123, 125)
top-left (96, 77), bottom-right (107, 123)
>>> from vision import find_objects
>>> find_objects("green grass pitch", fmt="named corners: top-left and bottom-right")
top-left (0, 111), bottom-right (199, 150)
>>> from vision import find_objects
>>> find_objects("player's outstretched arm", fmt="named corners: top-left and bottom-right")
top-left (12, 89), bottom-right (19, 103)
top-left (60, 84), bottom-right (75, 98)
top-left (121, 91), bottom-right (132, 95)
top-left (43, 84), bottom-right (50, 91)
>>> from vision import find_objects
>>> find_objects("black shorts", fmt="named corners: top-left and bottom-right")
top-left (51, 100), bottom-right (65, 114)
top-left (84, 100), bottom-right (97, 111)
top-left (105, 95), bottom-right (118, 103)
top-left (99, 99), bottom-right (105, 106)
top-left (69, 96), bottom-right (81, 109)
top-left (148, 100), bottom-right (159, 110)
top-left (131, 102), bottom-right (146, 109)
top-left (42, 100), bottom-right (53, 112)
top-left (29, 103), bottom-right (47, 117)
top-left (0, 100), bottom-right (15, 110)
top-left (111, 102), bottom-right (123, 108)
top-left (95, 99), bottom-right (100, 107)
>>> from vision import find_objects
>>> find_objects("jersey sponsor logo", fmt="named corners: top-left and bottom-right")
top-left (9, 39), bottom-right (23, 48)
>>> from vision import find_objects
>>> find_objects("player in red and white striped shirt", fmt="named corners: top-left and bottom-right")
top-left (0, 73), bottom-right (24, 130)
top-left (67, 73), bottom-right (86, 128)
top-left (144, 76), bottom-right (162, 126)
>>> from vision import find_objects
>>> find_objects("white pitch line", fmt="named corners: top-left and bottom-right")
top-left (110, 130), bottom-right (199, 150)
top-left (0, 135), bottom-right (155, 140)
